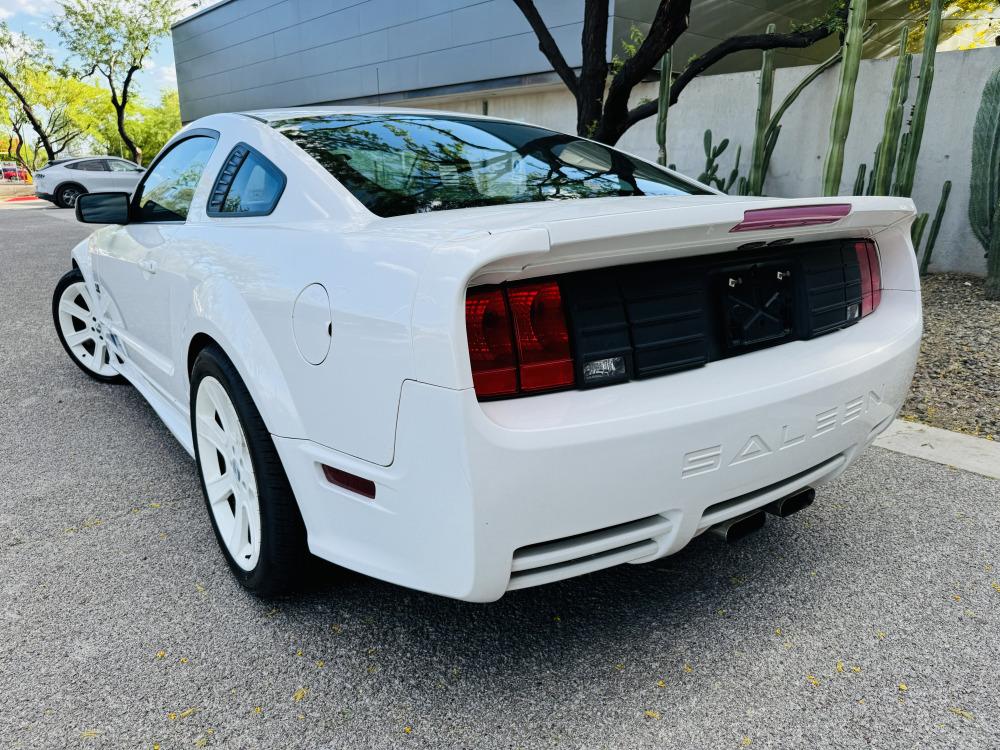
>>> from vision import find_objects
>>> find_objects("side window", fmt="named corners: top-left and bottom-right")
top-left (207, 144), bottom-right (286, 217)
top-left (107, 159), bottom-right (139, 172)
top-left (136, 135), bottom-right (217, 222)
top-left (73, 160), bottom-right (107, 172)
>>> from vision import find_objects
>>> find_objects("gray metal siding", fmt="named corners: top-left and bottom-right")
top-left (173, 0), bottom-right (591, 121)
top-left (172, 0), bottom-right (912, 122)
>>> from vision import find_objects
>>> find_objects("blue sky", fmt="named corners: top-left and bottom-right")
top-left (1, 0), bottom-right (178, 100)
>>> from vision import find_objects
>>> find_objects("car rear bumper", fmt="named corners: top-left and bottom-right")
top-left (275, 289), bottom-right (921, 601)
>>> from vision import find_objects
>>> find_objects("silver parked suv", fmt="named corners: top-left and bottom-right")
top-left (33, 156), bottom-right (145, 208)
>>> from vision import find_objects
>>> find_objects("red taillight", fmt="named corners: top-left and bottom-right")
top-left (465, 287), bottom-right (517, 397)
top-left (466, 280), bottom-right (575, 398)
top-left (855, 239), bottom-right (882, 317)
top-left (507, 281), bottom-right (574, 392)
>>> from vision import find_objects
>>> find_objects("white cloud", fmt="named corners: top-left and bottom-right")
top-left (0, 0), bottom-right (60, 20)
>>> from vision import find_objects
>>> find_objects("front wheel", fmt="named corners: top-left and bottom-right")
top-left (190, 346), bottom-right (308, 595)
top-left (52, 269), bottom-right (125, 383)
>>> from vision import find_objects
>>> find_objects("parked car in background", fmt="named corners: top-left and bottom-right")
top-left (34, 157), bottom-right (144, 208)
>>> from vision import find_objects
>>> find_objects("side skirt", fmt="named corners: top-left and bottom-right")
top-left (114, 352), bottom-right (195, 458)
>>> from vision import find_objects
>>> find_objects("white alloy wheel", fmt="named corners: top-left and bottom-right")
top-left (56, 281), bottom-right (119, 378)
top-left (195, 376), bottom-right (262, 571)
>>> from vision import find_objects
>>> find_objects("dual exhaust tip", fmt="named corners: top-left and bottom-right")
top-left (709, 487), bottom-right (816, 544)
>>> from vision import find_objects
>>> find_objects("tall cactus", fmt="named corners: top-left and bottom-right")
top-left (852, 163), bottom-right (867, 195)
top-left (656, 49), bottom-right (672, 166)
top-left (762, 23), bottom-right (876, 191)
top-left (920, 180), bottom-right (951, 275)
top-left (871, 26), bottom-right (911, 195)
top-left (746, 24), bottom-right (775, 196)
top-left (970, 67), bottom-right (1000, 299)
top-left (911, 212), bottom-right (929, 250)
top-left (893, 0), bottom-right (943, 197)
top-left (822, 0), bottom-right (868, 196)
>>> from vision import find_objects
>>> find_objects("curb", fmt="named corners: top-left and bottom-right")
top-left (874, 419), bottom-right (1000, 480)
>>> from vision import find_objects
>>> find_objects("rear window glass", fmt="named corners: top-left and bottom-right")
top-left (270, 113), bottom-right (707, 218)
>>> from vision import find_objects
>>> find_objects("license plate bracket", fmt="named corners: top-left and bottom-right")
top-left (718, 262), bottom-right (796, 351)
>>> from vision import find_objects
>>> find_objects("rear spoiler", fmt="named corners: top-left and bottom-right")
top-left (473, 196), bottom-right (916, 282)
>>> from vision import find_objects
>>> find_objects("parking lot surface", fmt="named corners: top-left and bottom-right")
top-left (2, 206), bottom-right (999, 749)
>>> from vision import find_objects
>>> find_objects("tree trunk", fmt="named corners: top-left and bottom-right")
top-left (114, 101), bottom-right (142, 164)
top-left (576, 0), bottom-right (609, 136)
top-left (0, 71), bottom-right (55, 161)
top-left (110, 71), bottom-right (143, 165)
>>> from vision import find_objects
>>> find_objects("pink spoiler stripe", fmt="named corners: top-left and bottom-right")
top-left (730, 203), bottom-right (851, 232)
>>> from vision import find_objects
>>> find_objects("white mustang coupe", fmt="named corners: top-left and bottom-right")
top-left (52, 108), bottom-right (921, 600)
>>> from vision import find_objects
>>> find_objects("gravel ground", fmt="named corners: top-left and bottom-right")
top-left (2, 207), bottom-right (1000, 750)
top-left (902, 273), bottom-right (1000, 440)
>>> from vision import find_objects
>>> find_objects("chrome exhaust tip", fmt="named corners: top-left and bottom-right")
top-left (709, 510), bottom-right (766, 543)
top-left (764, 487), bottom-right (816, 518)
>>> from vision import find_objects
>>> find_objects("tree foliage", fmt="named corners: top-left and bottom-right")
top-left (52, 0), bottom-right (176, 164)
top-left (0, 21), bottom-right (61, 160)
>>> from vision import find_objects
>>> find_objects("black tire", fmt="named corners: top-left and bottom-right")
top-left (52, 268), bottom-right (126, 384)
top-left (55, 182), bottom-right (86, 208)
top-left (190, 345), bottom-right (309, 596)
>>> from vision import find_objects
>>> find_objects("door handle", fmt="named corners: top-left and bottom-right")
top-left (139, 259), bottom-right (158, 274)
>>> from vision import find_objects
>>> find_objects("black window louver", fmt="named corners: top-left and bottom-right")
top-left (207, 144), bottom-right (251, 214)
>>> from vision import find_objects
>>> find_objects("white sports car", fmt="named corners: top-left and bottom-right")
top-left (53, 108), bottom-right (921, 600)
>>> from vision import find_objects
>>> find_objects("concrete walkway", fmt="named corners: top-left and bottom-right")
top-left (876, 420), bottom-right (1000, 480)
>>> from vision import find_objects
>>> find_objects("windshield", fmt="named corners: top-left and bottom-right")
top-left (270, 113), bottom-right (708, 218)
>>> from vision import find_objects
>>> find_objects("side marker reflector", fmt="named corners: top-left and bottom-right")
top-left (322, 464), bottom-right (376, 500)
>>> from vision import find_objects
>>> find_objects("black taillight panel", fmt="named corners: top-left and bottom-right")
top-left (557, 239), bottom-right (872, 390)
top-left (799, 242), bottom-right (864, 337)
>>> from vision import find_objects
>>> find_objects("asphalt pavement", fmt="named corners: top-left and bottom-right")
top-left (2, 204), bottom-right (999, 749)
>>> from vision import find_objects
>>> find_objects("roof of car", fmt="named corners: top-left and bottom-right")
top-left (242, 106), bottom-right (497, 125)
top-left (57, 156), bottom-right (136, 162)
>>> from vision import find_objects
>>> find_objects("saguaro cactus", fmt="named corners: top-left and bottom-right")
top-left (746, 24), bottom-right (776, 196)
top-left (753, 24), bottom-right (876, 196)
top-left (893, 0), bottom-right (943, 197)
top-left (656, 49), bottom-right (672, 166)
top-left (920, 180), bottom-right (951, 275)
top-left (871, 26), bottom-right (911, 195)
top-left (970, 67), bottom-right (1000, 298)
top-left (822, 0), bottom-right (868, 196)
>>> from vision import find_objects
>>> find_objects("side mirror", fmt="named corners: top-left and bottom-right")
top-left (76, 192), bottom-right (130, 224)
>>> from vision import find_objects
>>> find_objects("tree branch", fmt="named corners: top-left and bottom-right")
top-left (597, 0), bottom-right (691, 143)
top-left (623, 6), bottom-right (847, 132)
top-left (512, 0), bottom-right (579, 97)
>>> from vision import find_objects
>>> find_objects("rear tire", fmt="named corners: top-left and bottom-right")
top-left (52, 268), bottom-right (125, 384)
top-left (190, 345), bottom-right (309, 596)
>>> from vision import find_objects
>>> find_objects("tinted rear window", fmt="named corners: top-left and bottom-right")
top-left (270, 113), bottom-right (707, 218)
